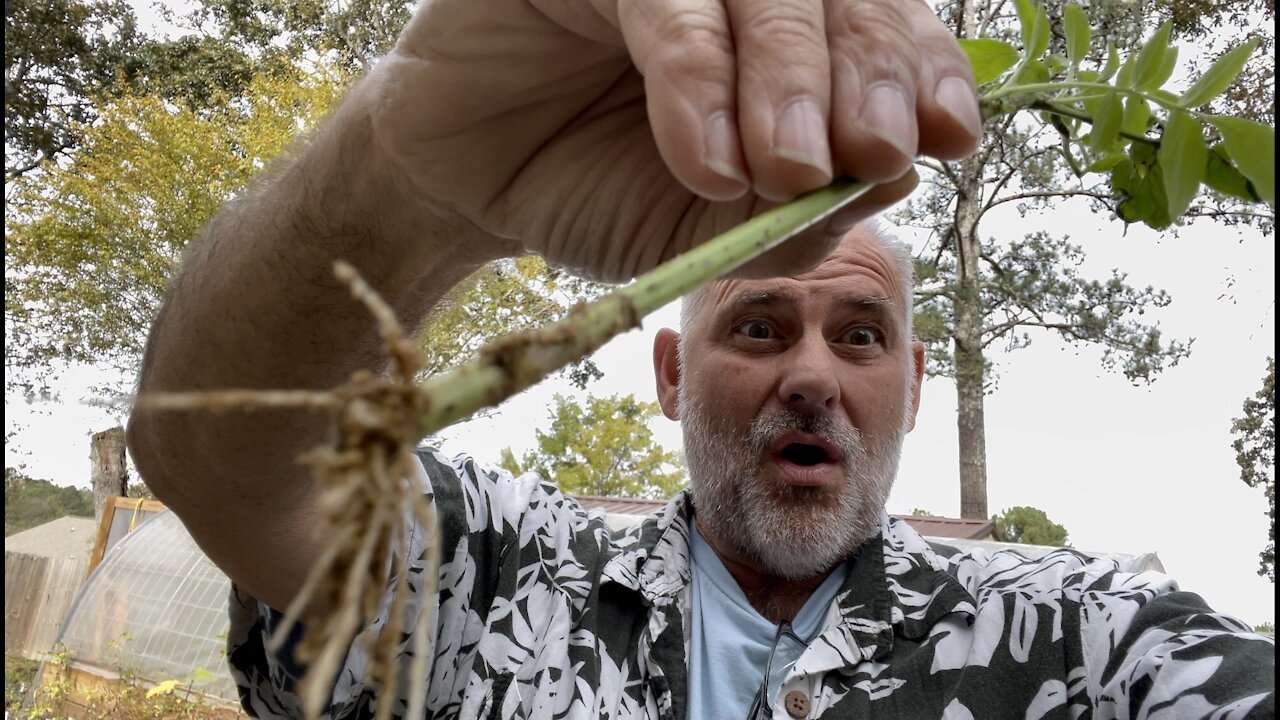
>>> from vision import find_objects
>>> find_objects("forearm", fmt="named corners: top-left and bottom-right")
top-left (127, 76), bottom-right (501, 604)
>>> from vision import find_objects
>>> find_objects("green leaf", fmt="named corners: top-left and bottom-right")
top-left (1064, 3), bottom-right (1090, 66)
top-left (1088, 149), bottom-right (1128, 172)
top-left (1203, 145), bottom-right (1262, 202)
top-left (1045, 54), bottom-right (1069, 74)
top-left (1089, 91), bottom-right (1123, 152)
top-left (1014, 0), bottom-right (1038, 55)
top-left (1098, 44), bottom-right (1120, 82)
top-left (1116, 55), bottom-right (1136, 89)
top-left (1113, 148), bottom-right (1173, 229)
top-left (1142, 46), bottom-right (1179, 92)
top-left (1015, 59), bottom-right (1051, 86)
top-left (960, 39), bottom-right (1020, 86)
top-left (1179, 40), bottom-right (1259, 108)
top-left (1209, 116), bottom-right (1276, 205)
top-left (1132, 22), bottom-right (1173, 91)
top-left (1121, 97), bottom-right (1151, 137)
top-left (1159, 110), bottom-right (1207, 218)
top-left (1030, 2), bottom-right (1051, 60)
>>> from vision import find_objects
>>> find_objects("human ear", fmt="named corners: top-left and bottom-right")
top-left (653, 328), bottom-right (682, 420)
top-left (905, 341), bottom-right (926, 432)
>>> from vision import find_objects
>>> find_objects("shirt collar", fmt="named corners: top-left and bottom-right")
top-left (794, 513), bottom-right (977, 675)
top-left (600, 496), bottom-right (977, 642)
top-left (601, 490), bottom-right (694, 606)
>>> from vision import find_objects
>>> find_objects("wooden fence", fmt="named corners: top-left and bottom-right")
top-left (4, 551), bottom-right (89, 658)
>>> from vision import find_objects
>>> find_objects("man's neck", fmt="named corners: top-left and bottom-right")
top-left (694, 516), bottom-right (837, 624)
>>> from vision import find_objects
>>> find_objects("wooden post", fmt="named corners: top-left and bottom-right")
top-left (90, 427), bottom-right (128, 521)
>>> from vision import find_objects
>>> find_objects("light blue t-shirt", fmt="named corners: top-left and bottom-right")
top-left (686, 521), bottom-right (849, 719)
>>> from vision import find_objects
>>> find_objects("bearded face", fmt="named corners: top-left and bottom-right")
top-left (680, 385), bottom-right (909, 580)
top-left (657, 227), bottom-right (922, 581)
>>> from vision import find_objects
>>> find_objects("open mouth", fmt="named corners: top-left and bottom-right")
top-left (778, 442), bottom-right (833, 466)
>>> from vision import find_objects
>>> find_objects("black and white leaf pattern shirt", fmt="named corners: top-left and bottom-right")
top-left (226, 449), bottom-right (1276, 718)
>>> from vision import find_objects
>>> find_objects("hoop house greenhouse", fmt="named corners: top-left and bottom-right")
top-left (44, 509), bottom-right (244, 714)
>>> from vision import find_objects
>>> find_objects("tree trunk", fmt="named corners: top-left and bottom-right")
top-left (90, 426), bottom-right (128, 520)
top-left (953, 157), bottom-right (989, 519)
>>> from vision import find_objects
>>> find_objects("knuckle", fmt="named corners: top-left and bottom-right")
top-left (655, 8), bottom-right (733, 51)
top-left (833, 17), bottom-right (922, 82)
top-left (832, 2), bottom-right (917, 58)
top-left (739, 3), bottom-right (826, 49)
top-left (648, 10), bottom-right (734, 72)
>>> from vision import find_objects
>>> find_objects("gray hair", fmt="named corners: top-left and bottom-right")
top-left (678, 220), bottom-right (916, 359)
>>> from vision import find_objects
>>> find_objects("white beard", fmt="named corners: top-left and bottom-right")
top-left (679, 387), bottom-right (908, 580)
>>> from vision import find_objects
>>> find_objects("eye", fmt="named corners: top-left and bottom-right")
top-left (734, 319), bottom-right (776, 340)
top-left (840, 326), bottom-right (881, 346)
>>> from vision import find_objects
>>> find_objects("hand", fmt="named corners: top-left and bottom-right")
top-left (368, 0), bottom-right (981, 282)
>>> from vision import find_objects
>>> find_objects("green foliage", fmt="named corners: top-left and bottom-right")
top-left (994, 506), bottom-right (1070, 546)
top-left (5, 655), bottom-right (39, 716)
top-left (3, 0), bottom-right (415, 178)
top-left (4, 468), bottom-right (95, 536)
top-left (912, 231), bottom-right (1189, 384)
top-left (976, 1), bottom-right (1275, 227)
top-left (1256, 622), bottom-right (1275, 634)
top-left (5, 67), bottom-right (342, 398)
top-left (502, 394), bottom-right (685, 499)
top-left (182, 0), bottom-right (415, 71)
top-left (420, 257), bottom-right (608, 389)
top-left (907, 508), bottom-right (939, 517)
top-left (11, 646), bottom-right (228, 720)
top-left (1230, 357), bottom-right (1275, 582)
top-left (3, 0), bottom-right (145, 178)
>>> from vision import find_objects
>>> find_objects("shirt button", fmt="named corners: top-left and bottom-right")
top-left (784, 690), bottom-right (810, 718)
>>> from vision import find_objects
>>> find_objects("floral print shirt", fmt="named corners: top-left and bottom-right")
top-left (227, 449), bottom-right (1275, 719)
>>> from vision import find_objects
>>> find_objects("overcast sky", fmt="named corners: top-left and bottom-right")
top-left (6, 191), bottom-right (1274, 628)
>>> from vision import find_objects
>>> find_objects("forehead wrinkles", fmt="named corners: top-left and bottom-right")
top-left (703, 245), bottom-right (905, 319)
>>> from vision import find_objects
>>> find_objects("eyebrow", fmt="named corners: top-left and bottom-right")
top-left (836, 296), bottom-right (895, 317)
top-left (725, 291), bottom-right (896, 316)
top-left (726, 290), bottom-right (794, 312)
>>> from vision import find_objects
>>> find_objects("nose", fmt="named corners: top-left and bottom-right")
top-left (775, 333), bottom-right (840, 411)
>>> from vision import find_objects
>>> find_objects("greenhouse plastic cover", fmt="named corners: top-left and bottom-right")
top-left (55, 509), bottom-right (239, 701)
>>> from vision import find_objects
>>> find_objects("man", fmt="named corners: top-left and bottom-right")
top-left (126, 0), bottom-right (1275, 717)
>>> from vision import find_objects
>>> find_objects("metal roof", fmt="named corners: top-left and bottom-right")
top-left (4, 515), bottom-right (98, 561)
top-left (570, 496), bottom-right (999, 540)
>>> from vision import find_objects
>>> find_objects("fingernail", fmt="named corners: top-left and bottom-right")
top-left (860, 84), bottom-right (916, 160)
top-left (935, 76), bottom-right (983, 141)
top-left (770, 99), bottom-right (833, 177)
top-left (704, 112), bottom-right (750, 189)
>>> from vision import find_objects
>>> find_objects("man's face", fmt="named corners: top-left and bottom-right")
top-left (654, 228), bottom-right (924, 579)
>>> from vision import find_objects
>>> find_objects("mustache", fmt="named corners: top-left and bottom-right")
top-left (747, 409), bottom-right (863, 458)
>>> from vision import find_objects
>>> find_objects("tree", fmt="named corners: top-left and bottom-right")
top-left (4, 0), bottom-right (145, 179)
top-left (5, 0), bottom-right (606, 404)
top-left (4, 467), bottom-right (94, 536)
top-left (5, 68), bottom-right (344, 399)
top-left (1230, 357), bottom-right (1275, 582)
top-left (419, 256), bottom-right (608, 389)
top-left (994, 505), bottom-right (1070, 546)
top-left (500, 394), bottom-right (685, 499)
top-left (3, 0), bottom-right (293, 181)
top-left (897, 0), bottom-right (1272, 518)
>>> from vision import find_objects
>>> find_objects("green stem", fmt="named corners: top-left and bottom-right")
top-left (1032, 99), bottom-right (1160, 147)
top-left (416, 178), bottom-right (873, 436)
top-left (986, 80), bottom-right (1195, 117)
